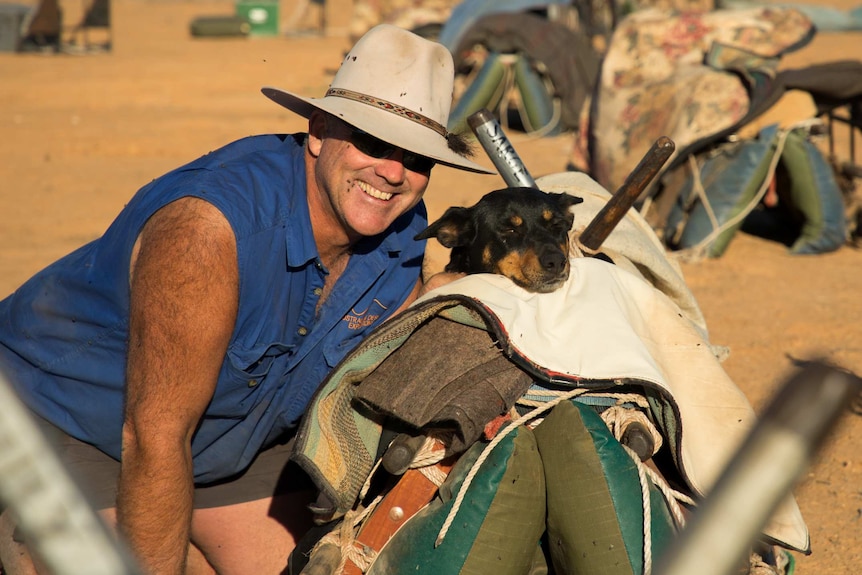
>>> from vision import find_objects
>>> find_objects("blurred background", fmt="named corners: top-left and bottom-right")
top-left (0, 1), bottom-right (860, 573)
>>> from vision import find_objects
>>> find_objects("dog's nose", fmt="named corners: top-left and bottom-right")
top-left (540, 250), bottom-right (567, 272)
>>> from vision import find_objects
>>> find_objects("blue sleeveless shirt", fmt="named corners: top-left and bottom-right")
top-left (0, 133), bottom-right (427, 483)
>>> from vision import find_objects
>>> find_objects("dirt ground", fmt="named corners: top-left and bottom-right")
top-left (1, 0), bottom-right (860, 573)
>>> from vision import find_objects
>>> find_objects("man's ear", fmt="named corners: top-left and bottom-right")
top-left (307, 110), bottom-right (327, 157)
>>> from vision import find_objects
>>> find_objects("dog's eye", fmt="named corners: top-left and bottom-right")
top-left (502, 226), bottom-right (523, 239)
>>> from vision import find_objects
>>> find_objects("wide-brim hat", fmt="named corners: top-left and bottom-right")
top-left (262, 24), bottom-right (494, 174)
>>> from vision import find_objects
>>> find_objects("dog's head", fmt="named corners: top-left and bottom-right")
top-left (416, 187), bottom-right (584, 293)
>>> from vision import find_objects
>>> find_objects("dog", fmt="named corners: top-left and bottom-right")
top-left (415, 187), bottom-right (584, 293)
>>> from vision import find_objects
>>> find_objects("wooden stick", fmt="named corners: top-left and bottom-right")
top-left (577, 136), bottom-right (675, 253)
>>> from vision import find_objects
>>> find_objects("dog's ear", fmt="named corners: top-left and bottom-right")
top-left (414, 206), bottom-right (475, 248)
top-left (554, 192), bottom-right (584, 210)
top-left (555, 192), bottom-right (583, 226)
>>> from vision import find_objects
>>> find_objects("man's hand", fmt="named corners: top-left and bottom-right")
top-left (118, 197), bottom-right (238, 575)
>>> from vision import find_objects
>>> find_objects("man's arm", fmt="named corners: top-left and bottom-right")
top-left (418, 272), bottom-right (466, 296)
top-left (391, 272), bottom-right (466, 316)
top-left (118, 197), bottom-right (239, 575)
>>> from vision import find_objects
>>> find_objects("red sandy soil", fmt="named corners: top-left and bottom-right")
top-left (1, 1), bottom-right (860, 572)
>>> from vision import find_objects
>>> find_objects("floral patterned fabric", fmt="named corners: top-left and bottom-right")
top-left (584, 7), bottom-right (814, 194)
top-left (349, 0), bottom-right (458, 42)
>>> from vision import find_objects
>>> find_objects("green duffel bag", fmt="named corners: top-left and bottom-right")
top-left (367, 425), bottom-right (546, 575)
top-left (533, 399), bottom-right (677, 575)
top-left (359, 399), bottom-right (678, 575)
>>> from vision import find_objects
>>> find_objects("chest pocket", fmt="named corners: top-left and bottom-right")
top-left (210, 343), bottom-right (294, 418)
top-left (322, 321), bottom-right (378, 370)
top-left (322, 292), bottom-right (397, 365)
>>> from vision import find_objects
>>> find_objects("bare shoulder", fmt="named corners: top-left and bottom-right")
top-left (131, 197), bottom-right (237, 282)
top-left (140, 197), bottom-right (234, 251)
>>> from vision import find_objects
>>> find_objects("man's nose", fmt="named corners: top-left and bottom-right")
top-left (375, 148), bottom-right (408, 183)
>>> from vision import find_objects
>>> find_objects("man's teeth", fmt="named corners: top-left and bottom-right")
top-left (358, 181), bottom-right (393, 201)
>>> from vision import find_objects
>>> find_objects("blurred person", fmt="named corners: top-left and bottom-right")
top-left (0, 24), bottom-right (491, 575)
top-left (18, 0), bottom-right (62, 52)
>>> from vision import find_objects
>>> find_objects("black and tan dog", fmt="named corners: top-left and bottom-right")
top-left (416, 187), bottom-right (584, 293)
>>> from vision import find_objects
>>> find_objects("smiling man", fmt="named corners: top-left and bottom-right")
top-left (0, 24), bottom-right (491, 575)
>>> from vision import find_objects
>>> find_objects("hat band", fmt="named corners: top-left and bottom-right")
top-left (325, 88), bottom-right (448, 138)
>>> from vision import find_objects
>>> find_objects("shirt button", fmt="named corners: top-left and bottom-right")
top-left (313, 287), bottom-right (322, 296)
top-left (248, 379), bottom-right (258, 388)
top-left (298, 326), bottom-right (308, 336)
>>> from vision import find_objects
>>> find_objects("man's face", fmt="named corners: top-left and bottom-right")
top-left (308, 112), bottom-right (432, 242)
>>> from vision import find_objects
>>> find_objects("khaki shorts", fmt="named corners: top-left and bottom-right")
top-left (32, 414), bottom-right (311, 510)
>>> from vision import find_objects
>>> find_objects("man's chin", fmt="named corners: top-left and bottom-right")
top-left (346, 219), bottom-right (396, 240)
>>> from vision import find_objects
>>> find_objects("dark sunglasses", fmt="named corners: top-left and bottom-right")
top-left (342, 124), bottom-right (436, 173)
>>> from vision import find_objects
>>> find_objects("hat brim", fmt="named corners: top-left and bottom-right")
top-left (262, 87), bottom-right (495, 175)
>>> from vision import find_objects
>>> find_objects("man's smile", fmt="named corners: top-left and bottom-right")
top-left (358, 180), bottom-right (394, 201)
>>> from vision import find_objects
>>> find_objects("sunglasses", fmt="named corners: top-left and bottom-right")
top-left (341, 122), bottom-right (436, 173)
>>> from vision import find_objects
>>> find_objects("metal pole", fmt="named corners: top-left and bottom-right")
top-left (467, 108), bottom-right (537, 188)
top-left (0, 369), bottom-right (142, 575)
top-left (654, 362), bottom-right (862, 575)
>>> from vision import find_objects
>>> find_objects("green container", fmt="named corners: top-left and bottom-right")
top-left (235, 1), bottom-right (279, 36)
top-left (190, 15), bottom-right (251, 38)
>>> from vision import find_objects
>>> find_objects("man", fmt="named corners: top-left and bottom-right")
top-left (0, 24), bottom-right (492, 575)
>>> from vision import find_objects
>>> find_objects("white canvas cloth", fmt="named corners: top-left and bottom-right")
top-left (416, 171), bottom-right (809, 551)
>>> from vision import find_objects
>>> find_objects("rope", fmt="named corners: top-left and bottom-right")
top-left (315, 494), bottom-right (384, 575)
top-left (436, 384), bottom-right (699, 566)
top-left (601, 404), bottom-right (664, 456)
top-left (647, 465), bottom-right (695, 527)
top-left (358, 456), bottom-right (383, 501)
top-left (419, 464), bottom-right (449, 487)
top-left (312, 431), bottom-right (458, 573)
top-left (343, 540), bottom-right (376, 573)
top-left (608, 397), bottom-right (696, 531)
top-left (675, 128), bottom-right (791, 263)
top-left (491, 54), bottom-right (562, 142)
top-left (434, 387), bottom-right (589, 546)
top-left (405, 433), bottom-right (457, 487)
top-left (522, 389), bottom-right (691, 525)
top-left (623, 444), bottom-right (653, 575)
top-left (332, 385), bottom-right (700, 573)
top-left (409, 435), bottom-right (453, 468)
top-left (688, 154), bottom-right (720, 231)
top-left (496, 56), bottom-right (518, 135)
top-left (619, 441), bottom-right (698, 575)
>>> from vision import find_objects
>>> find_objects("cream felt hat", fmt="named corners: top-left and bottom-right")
top-left (262, 24), bottom-right (494, 174)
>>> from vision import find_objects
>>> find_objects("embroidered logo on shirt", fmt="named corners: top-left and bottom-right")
top-left (343, 299), bottom-right (388, 330)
